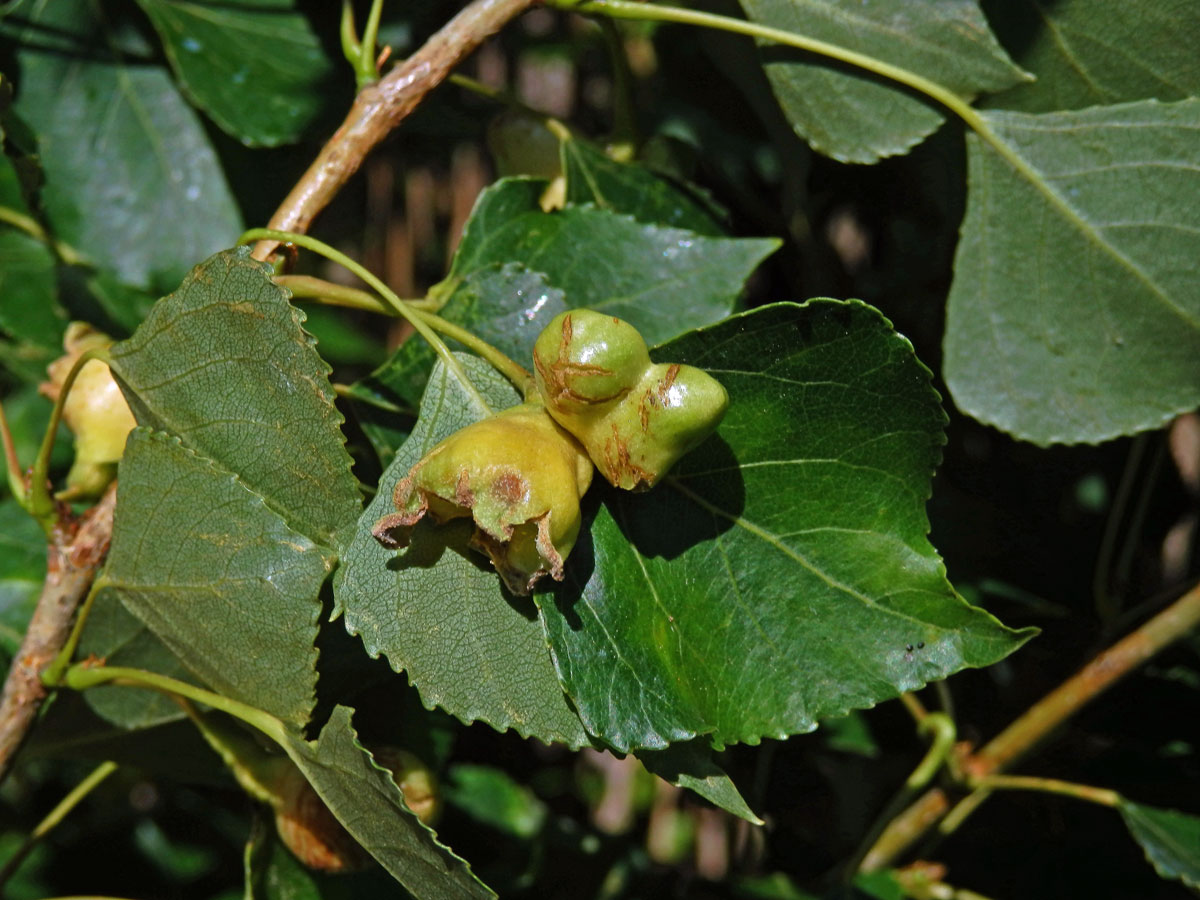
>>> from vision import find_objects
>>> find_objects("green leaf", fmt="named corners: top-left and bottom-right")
top-left (0, 112), bottom-right (64, 355)
top-left (1118, 800), bottom-right (1200, 889)
top-left (4, 0), bottom-right (243, 291)
top-left (739, 0), bottom-right (1028, 163)
top-left (109, 249), bottom-right (361, 544)
top-left (982, 0), bottom-right (1200, 113)
top-left (78, 593), bottom-right (193, 730)
top-left (450, 178), bottom-right (780, 346)
top-left (537, 301), bottom-right (1034, 751)
top-left (103, 429), bottom-right (332, 726)
top-left (561, 136), bottom-right (726, 235)
top-left (347, 264), bottom-right (566, 414)
top-left (637, 741), bottom-right (762, 824)
top-left (944, 99), bottom-right (1200, 444)
top-left (334, 354), bottom-right (593, 749)
top-left (0, 228), bottom-right (64, 351)
top-left (136, 0), bottom-right (338, 148)
top-left (0, 499), bottom-right (45, 662)
top-left (445, 764), bottom-right (548, 839)
top-left (277, 706), bottom-right (494, 899)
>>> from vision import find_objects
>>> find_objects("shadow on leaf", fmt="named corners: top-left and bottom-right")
top-left (608, 433), bottom-right (744, 561)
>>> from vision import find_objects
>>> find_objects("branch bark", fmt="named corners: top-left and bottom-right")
top-left (0, 485), bottom-right (118, 783)
top-left (860, 581), bottom-right (1200, 872)
top-left (252, 0), bottom-right (538, 262)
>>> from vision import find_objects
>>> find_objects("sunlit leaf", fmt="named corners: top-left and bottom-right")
top-left (538, 301), bottom-right (1034, 751)
top-left (450, 178), bottom-right (779, 346)
top-left (561, 136), bottom-right (726, 235)
top-left (104, 429), bottom-right (332, 726)
top-left (739, 0), bottom-right (1028, 162)
top-left (944, 99), bottom-right (1200, 444)
top-left (335, 355), bottom-right (593, 748)
top-left (109, 249), bottom-right (361, 544)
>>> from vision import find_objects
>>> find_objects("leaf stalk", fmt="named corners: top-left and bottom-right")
top-left (0, 760), bottom-right (118, 889)
top-left (239, 229), bottom-right (494, 417)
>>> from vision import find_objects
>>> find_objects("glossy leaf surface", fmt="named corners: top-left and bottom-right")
top-left (137, 0), bottom-right (338, 147)
top-left (347, 264), bottom-right (566, 418)
top-left (335, 356), bottom-right (593, 748)
top-left (537, 301), bottom-right (1033, 751)
top-left (561, 137), bottom-right (725, 235)
top-left (450, 179), bottom-right (779, 346)
top-left (3, 0), bottom-right (242, 291)
top-left (944, 100), bottom-right (1200, 444)
top-left (739, 0), bottom-right (1027, 162)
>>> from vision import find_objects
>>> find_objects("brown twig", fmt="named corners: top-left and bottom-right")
top-left (860, 581), bottom-right (1200, 871)
top-left (0, 484), bottom-right (118, 784)
top-left (252, 0), bottom-right (538, 262)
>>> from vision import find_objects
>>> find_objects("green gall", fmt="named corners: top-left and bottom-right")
top-left (533, 310), bottom-right (728, 491)
top-left (40, 323), bottom-right (138, 499)
top-left (372, 403), bottom-right (593, 595)
top-left (533, 309), bottom-right (649, 415)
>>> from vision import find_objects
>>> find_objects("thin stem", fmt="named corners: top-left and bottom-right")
top-left (555, 1), bottom-right (980, 121)
top-left (449, 73), bottom-right (574, 142)
top-left (597, 19), bottom-right (638, 155)
top-left (898, 692), bottom-right (928, 724)
top-left (254, 0), bottom-right (537, 259)
top-left (844, 713), bottom-right (955, 880)
top-left (0, 761), bottom-right (118, 889)
top-left (556, 0), bottom-right (1068, 219)
top-left (240, 229), bottom-right (492, 416)
top-left (274, 274), bottom-right (436, 313)
top-left (61, 664), bottom-right (288, 748)
top-left (966, 581), bottom-right (1200, 779)
top-left (361, 0), bottom-right (385, 83)
top-left (449, 72), bottom-right (510, 104)
top-left (0, 400), bottom-right (26, 504)
top-left (340, 0), bottom-right (362, 66)
top-left (934, 679), bottom-right (955, 723)
top-left (969, 774), bottom-right (1121, 808)
top-left (908, 713), bottom-right (956, 791)
top-left (40, 577), bottom-right (108, 688)
top-left (176, 700), bottom-right (288, 807)
top-left (279, 274), bottom-right (534, 393)
top-left (1093, 435), bottom-right (1147, 624)
top-left (1111, 442), bottom-right (1165, 628)
top-left (861, 581), bottom-right (1200, 871)
top-left (421, 311), bottom-right (535, 393)
top-left (0, 205), bottom-right (88, 266)
top-left (29, 348), bottom-right (110, 535)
